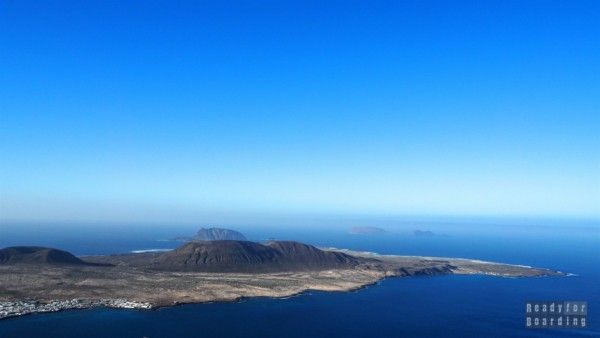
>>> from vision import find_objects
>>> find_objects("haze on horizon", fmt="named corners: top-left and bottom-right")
top-left (1, 1), bottom-right (599, 223)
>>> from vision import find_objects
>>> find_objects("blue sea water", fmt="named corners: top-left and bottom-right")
top-left (0, 219), bottom-right (598, 338)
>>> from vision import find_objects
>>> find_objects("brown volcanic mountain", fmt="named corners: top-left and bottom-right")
top-left (154, 240), bottom-right (360, 272)
top-left (0, 246), bottom-right (87, 265)
top-left (265, 241), bottom-right (358, 270)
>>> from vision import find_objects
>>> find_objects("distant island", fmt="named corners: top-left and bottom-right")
top-left (349, 226), bottom-right (387, 234)
top-left (413, 230), bottom-right (435, 237)
top-left (172, 227), bottom-right (247, 242)
top-left (195, 227), bottom-right (247, 241)
top-left (0, 240), bottom-right (564, 320)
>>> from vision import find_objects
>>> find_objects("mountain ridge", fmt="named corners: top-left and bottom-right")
top-left (154, 240), bottom-right (359, 272)
top-left (0, 246), bottom-right (87, 265)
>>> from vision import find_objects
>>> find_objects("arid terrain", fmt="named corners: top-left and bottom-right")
top-left (0, 241), bottom-right (564, 319)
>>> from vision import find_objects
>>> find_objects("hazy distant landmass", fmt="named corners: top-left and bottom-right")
top-left (172, 227), bottom-right (247, 242)
top-left (349, 226), bottom-right (387, 234)
top-left (0, 240), bottom-right (564, 320)
top-left (413, 230), bottom-right (435, 237)
top-left (195, 227), bottom-right (247, 241)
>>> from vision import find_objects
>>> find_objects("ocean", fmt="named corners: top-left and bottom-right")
top-left (0, 219), bottom-right (598, 337)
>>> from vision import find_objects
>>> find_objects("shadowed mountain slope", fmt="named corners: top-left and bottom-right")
top-left (154, 240), bottom-right (360, 272)
top-left (265, 241), bottom-right (358, 270)
top-left (0, 247), bottom-right (87, 265)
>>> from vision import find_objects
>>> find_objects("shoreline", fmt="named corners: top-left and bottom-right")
top-left (0, 275), bottom-right (383, 321)
top-left (0, 268), bottom-right (562, 321)
top-left (0, 249), bottom-right (565, 321)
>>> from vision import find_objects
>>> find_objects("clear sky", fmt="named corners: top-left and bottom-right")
top-left (1, 1), bottom-right (599, 222)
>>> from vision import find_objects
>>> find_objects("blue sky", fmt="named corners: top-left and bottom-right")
top-left (1, 1), bottom-right (598, 222)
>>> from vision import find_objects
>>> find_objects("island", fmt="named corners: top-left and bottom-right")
top-left (171, 227), bottom-right (247, 242)
top-left (413, 229), bottom-right (436, 237)
top-left (349, 226), bottom-right (387, 234)
top-left (0, 240), bottom-right (564, 320)
top-left (195, 227), bottom-right (247, 241)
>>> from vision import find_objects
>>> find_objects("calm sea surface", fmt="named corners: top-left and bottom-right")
top-left (0, 219), bottom-right (598, 337)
